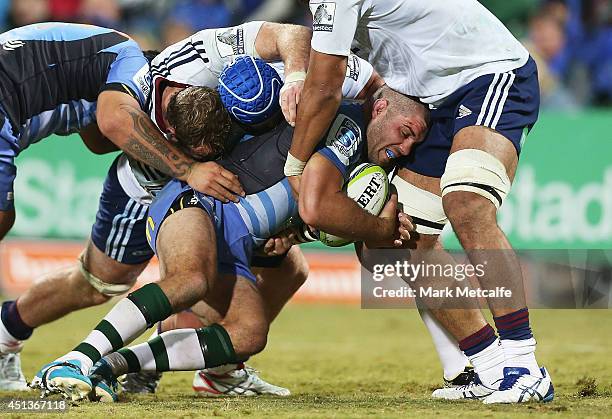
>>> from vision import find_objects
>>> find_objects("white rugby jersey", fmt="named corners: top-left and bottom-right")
top-left (119, 21), bottom-right (373, 204)
top-left (149, 21), bottom-right (372, 133)
top-left (309, 0), bottom-right (529, 105)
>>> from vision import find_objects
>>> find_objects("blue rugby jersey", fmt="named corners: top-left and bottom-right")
top-left (230, 103), bottom-right (367, 246)
top-left (146, 102), bottom-right (368, 254)
top-left (0, 22), bottom-right (149, 152)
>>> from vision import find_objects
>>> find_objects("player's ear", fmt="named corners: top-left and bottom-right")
top-left (372, 98), bottom-right (388, 119)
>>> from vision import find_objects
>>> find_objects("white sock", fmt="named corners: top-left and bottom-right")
top-left (205, 363), bottom-right (240, 375)
top-left (126, 329), bottom-right (206, 372)
top-left (0, 318), bottom-right (22, 353)
top-left (466, 338), bottom-right (505, 387)
top-left (58, 298), bottom-right (149, 376)
top-left (58, 351), bottom-right (94, 375)
top-left (418, 309), bottom-right (470, 380)
top-left (501, 338), bottom-right (542, 377)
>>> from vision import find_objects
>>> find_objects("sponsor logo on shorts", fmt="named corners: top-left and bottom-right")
top-left (457, 105), bottom-right (472, 119)
top-left (346, 55), bottom-right (360, 81)
top-left (215, 27), bottom-right (245, 57)
top-left (131, 250), bottom-right (152, 257)
top-left (6, 192), bottom-right (13, 201)
top-left (312, 2), bottom-right (336, 32)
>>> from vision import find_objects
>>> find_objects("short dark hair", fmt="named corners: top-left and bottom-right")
top-left (373, 85), bottom-right (429, 124)
top-left (166, 86), bottom-right (232, 159)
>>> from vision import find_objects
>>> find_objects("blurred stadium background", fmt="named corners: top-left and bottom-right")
top-left (0, 1), bottom-right (610, 416)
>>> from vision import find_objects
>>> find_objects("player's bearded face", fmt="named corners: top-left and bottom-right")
top-left (367, 107), bottom-right (427, 167)
top-left (366, 113), bottom-right (390, 166)
top-left (167, 128), bottom-right (219, 161)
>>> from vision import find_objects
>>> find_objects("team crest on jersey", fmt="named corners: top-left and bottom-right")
top-left (346, 55), bottom-right (360, 81)
top-left (311, 2), bottom-right (336, 32)
top-left (326, 115), bottom-right (362, 166)
top-left (133, 64), bottom-right (151, 101)
top-left (215, 27), bottom-right (245, 57)
top-left (2, 40), bottom-right (25, 51)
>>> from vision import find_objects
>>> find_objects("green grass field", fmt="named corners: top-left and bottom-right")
top-left (5, 304), bottom-right (612, 418)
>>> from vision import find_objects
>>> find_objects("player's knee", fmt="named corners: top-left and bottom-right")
top-left (77, 256), bottom-right (138, 305)
top-left (246, 321), bottom-right (269, 355)
top-left (443, 191), bottom-right (497, 235)
top-left (72, 267), bottom-right (112, 306)
top-left (294, 263), bottom-right (309, 288)
top-left (163, 271), bottom-right (213, 311)
top-left (232, 317), bottom-right (269, 356)
top-left (189, 270), bottom-right (214, 300)
top-left (86, 286), bottom-right (113, 305)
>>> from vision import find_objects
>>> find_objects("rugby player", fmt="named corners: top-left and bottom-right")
top-left (286, 0), bottom-right (552, 403)
top-left (0, 22), bottom-right (244, 390)
top-left (1, 21), bottom-right (469, 396)
top-left (1, 22), bottom-right (376, 395)
top-left (32, 67), bottom-right (420, 402)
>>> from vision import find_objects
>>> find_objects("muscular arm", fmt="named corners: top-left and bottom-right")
top-left (289, 51), bottom-right (347, 162)
top-left (254, 22), bottom-right (310, 75)
top-left (79, 123), bottom-right (119, 155)
top-left (299, 154), bottom-right (394, 243)
top-left (96, 90), bottom-right (196, 182)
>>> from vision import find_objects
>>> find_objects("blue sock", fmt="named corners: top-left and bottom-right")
top-left (1, 300), bottom-right (33, 340)
top-left (459, 324), bottom-right (497, 356)
top-left (494, 308), bottom-right (533, 341)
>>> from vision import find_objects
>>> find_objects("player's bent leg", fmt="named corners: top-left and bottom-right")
top-left (131, 250), bottom-right (306, 397)
top-left (3, 240), bottom-right (146, 392)
top-left (442, 126), bottom-right (551, 403)
top-left (442, 126), bottom-right (520, 313)
top-left (391, 169), bottom-right (508, 399)
top-left (91, 274), bottom-right (270, 400)
top-left (192, 271), bottom-right (283, 397)
top-left (0, 201), bottom-right (27, 390)
top-left (253, 246), bottom-right (309, 322)
top-left (19, 240), bottom-right (146, 329)
top-left (33, 208), bottom-right (218, 401)
top-left (181, 247), bottom-right (305, 396)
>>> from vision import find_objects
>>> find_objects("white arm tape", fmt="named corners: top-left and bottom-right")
top-left (440, 149), bottom-right (511, 209)
top-left (78, 255), bottom-right (135, 297)
top-left (284, 152), bottom-right (307, 177)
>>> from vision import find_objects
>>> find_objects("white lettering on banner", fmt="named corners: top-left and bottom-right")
top-left (12, 159), bottom-right (104, 238)
top-left (442, 165), bottom-right (612, 245)
top-left (0, 242), bottom-right (364, 301)
top-left (7, 159), bottom-right (612, 245)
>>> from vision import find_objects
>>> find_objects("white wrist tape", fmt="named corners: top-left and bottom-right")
top-left (284, 152), bottom-right (307, 177)
top-left (283, 71), bottom-right (307, 85)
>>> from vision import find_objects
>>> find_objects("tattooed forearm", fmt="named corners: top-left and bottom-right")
top-left (118, 104), bottom-right (194, 179)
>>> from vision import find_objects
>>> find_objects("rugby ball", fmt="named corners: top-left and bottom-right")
top-left (319, 163), bottom-right (390, 247)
